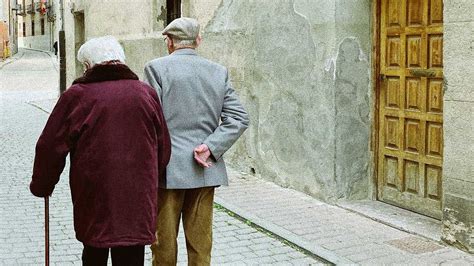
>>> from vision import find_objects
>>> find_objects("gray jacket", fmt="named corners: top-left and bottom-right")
top-left (144, 48), bottom-right (249, 189)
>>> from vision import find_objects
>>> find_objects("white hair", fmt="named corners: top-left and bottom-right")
top-left (171, 37), bottom-right (198, 49)
top-left (77, 36), bottom-right (126, 66)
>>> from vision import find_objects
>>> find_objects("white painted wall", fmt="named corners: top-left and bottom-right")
top-left (18, 35), bottom-right (51, 51)
top-left (0, 0), bottom-right (4, 22)
top-left (442, 0), bottom-right (474, 253)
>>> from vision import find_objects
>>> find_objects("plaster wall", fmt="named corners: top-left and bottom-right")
top-left (62, 0), bottom-right (74, 84)
top-left (185, 0), bottom-right (372, 201)
top-left (1, 0), bottom-right (9, 23)
top-left (0, 21), bottom-right (8, 59)
top-left (17, 9), bottom-right (54, 52)
top-left (56, 0), bottom-right (473, 253)
top-left (442, 0), bottom-right (474, 253)
top-left (0, 0), bottom-right (4, 22)
top-left (64, 0), bottom-right (168, 85)
top-left (3, 0), bottom-right (18, 55)
top-left (61, 0), bottom-right (373, 201)
top-left (18, 34), bottom-right (50, 50)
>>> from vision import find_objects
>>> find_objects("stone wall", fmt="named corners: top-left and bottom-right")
top-left (17, 6), bottom-right (54, 52)
top-left (182, 0), bottom-right (372, 201)
top-left (0, 22), bottom-right (8, 58)
top-left (55, 0), bottom-right (474, 253)
top-left (62, 0), bottom-right (352, 200)
top-left (18, 35), bottom-right (51, 51)
top-left (60, 0), bottom-right (474, 203)
top-left (64, 0), bottom-right (168, 85)
top-left (62, 0), bottom-right (373, 201)
top-left (3, 0), bottom-right (18, 55)
top-left (0, 0), bottom-right (4, 21)
top-left (442, 0), bottom-right (474, 253)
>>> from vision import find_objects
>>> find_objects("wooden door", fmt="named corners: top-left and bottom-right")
top-left (378, 0), bottom-right (443, 219)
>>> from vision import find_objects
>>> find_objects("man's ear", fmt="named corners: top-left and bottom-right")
top-left (167, 37), bottom-right (174, 51)
top-left (196, 35), bottom-right (202, 47)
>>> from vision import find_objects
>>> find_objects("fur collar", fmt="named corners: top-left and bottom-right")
top-left (73, 64), bottom-right (139, 85)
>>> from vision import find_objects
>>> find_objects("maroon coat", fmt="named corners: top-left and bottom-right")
top-left (30, 64), bottom-right (171, 248)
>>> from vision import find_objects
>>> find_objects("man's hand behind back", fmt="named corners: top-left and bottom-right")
top-left (193, 144), bottom-right (212, 168)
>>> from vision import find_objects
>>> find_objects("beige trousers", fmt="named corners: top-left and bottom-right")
top-left (151, 187), bottom-right (215, 266)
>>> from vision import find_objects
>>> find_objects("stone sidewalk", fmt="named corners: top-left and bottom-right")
top-left (216, 170), bottom-right (474, 265)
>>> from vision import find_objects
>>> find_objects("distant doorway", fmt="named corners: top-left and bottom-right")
top-left (167, 0), bottom-right (181, 25)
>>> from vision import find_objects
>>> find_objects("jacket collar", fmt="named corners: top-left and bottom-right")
top-left (171, 48), bottom-right (197, 56)
top-left (73, 64), bottom-right (139, 85)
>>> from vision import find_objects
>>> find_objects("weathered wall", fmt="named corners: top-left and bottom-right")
top-left (1, 0), bottom-right (9, 23)
top-left (185, 0), bottom-right (372, 201)
top-left (4, 0), bottom-right (18, 55)
top-left (0, 0), bottom-right (4, 21)
top-left (63, 0), bottom-right (373, 200)
top-left (65, 0), bottom-right (168, 85)
top-left (57, 0), bottom-right (474, 253)
top-left (442, 0), bottom-right (474, 253)
top-left (0, 21), bottom-right (7, 43)
top-left (19, 35), bottom-right (51, 50)
top-left (63, 0), bottom-right (77, 84)
top-left (17, 1), bottom-right (54, 52)
top-left (332, 1), bottom-right (371, 200)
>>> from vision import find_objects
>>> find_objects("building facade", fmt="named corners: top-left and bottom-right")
top-left (0, 20), bottom-right (8, 59)
top-left (62, 0), bottom-right (168, 84)
top-left (17, 0), bottom-right (57, 51)
top-left (1, 0), bottom-right (20, 58)
top-left (62, 0), bottom-right (473, 253)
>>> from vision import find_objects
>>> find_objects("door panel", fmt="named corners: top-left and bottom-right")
top-left (378, 0), bottom-right (443, 219)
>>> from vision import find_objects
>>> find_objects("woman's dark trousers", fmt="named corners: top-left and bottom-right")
top-left (82, 245), bottom-right (145, 266)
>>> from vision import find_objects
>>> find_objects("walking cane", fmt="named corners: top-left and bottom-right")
top-left (45, 196), bottom-right (50, 266)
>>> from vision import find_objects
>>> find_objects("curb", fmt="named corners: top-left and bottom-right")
top-left (214, 196), bottom-right (355, 265)
top-left (0, 50), bottom-right (25, 70)
top-left (27, 101), bottom-right (54, 114)
top-left (22, 47), bottom-right (54, 55)
top-left (22, 48), bottom-right (59, 73)
top-left (335, 202), bottom-right (444, 244)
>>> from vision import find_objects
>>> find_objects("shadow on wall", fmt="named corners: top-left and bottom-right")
top-left (332, 37), bottom-right (370, 200)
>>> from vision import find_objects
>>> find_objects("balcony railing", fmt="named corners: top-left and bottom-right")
top-left (25, 2), bottom-right (50, 16)
top-left (26, 4), bottom-right (35, 14)
top-left (11, 4), bottom-right (27, 16)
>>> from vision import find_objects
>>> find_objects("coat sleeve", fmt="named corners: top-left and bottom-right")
top-left (30, 90), bottom-right (80, 197)
top-left (203, 69), bottom-right (250, 160)
top-left (143, 63), bottom-right (163, 103)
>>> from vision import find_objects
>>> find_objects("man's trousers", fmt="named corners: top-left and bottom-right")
top-left (151, 187), bottom-right (215, 266)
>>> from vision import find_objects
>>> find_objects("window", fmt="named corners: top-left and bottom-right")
top-left (166, 0), bottom-right (181, 25)
top-left (31, 20), bottom-right (35, 36)
top-left (41, 18), bottom-right (45, 35)
top-left (22, 22), bottom-right (26, 37)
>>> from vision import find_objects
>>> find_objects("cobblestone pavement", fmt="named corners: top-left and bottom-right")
top-left (216, 171), bottom-right (474, 265)
top-left (0, 49), bottom-right (322, 265)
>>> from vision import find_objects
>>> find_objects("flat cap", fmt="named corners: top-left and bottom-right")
top-left (162, 17), bottom-right (200, 40)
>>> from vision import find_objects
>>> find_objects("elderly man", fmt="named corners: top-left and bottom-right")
top-left (144, 17), bottom-right (249, 265)
top-left (30, 36), bottom-right (171, 266)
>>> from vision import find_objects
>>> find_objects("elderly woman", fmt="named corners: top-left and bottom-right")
top-left (30, 36), bottom-right (171, 266)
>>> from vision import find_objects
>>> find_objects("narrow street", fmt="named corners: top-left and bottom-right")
top-left (0, 49), bottom-right (322, 265)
